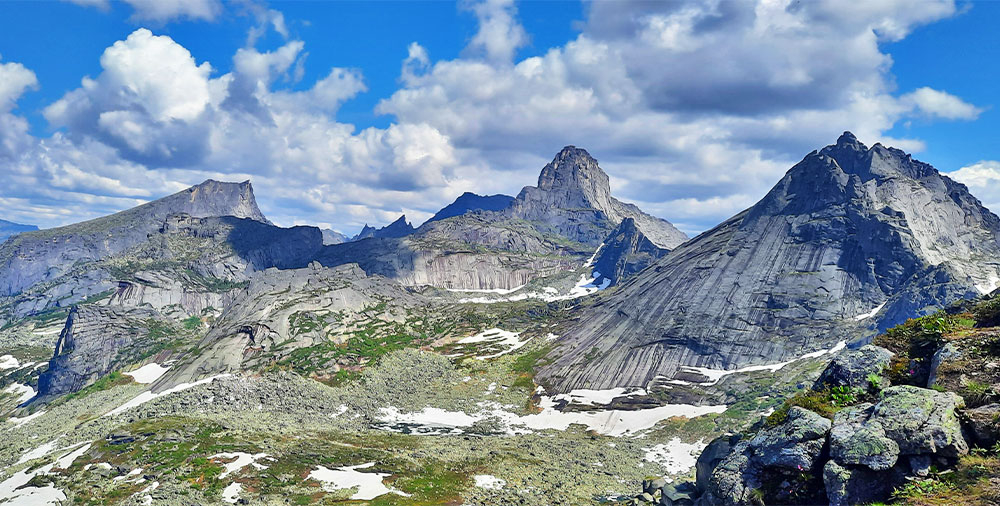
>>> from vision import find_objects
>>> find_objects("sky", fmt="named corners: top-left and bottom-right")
top-left (1, 0), bottom-right (999, 236)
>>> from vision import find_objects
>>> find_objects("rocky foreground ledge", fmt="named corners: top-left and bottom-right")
top-left (626, 292), bottom-right (1000, 506)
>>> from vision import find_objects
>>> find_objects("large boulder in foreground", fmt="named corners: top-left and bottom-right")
top-left (873, 385), bottom-right (967, 458)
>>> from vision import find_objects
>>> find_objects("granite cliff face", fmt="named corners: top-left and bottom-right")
top-left (591, 217), bottom-right (670, 286)
top-left (507, 146), bottom-right (688, 249)
top-left (540, 133), bottom-right (1000, 392)
top-left (0, 180), bottom-right (269, 297)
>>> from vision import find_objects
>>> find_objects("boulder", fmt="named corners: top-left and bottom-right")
top-left (700, 441), bottom-right (760, 506)
top-left (814, 345), bottom-right (893, 390)
top-left (927, 342), bottom-right (963, 387)
top-left (695, 434), bottom-right (739, 493)
top-left (643, 477), bottom-right (667, 496)
top-left (660, 482), bottom-right (697, 505)
top-left (829, 403), bottom-right (900, 471)
top-left (960, 403), bottom-right (1000, 447)
top-left (748, 407), bottom-right (831, 470)
top-left (872, 385), bottom-right (968, 458)
top-left (823, 460), bottom-right (903, 506)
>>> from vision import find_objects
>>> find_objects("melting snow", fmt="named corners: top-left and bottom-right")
top-left (853, 301), bottom-right (887, 321)
top-left (457, 329), bottom-right (531, 359)
top-left (642, 438), bottom-right (707, 475)
top-left (54, 442), bottom-right (91, 469)
top-left (676, 340), bottom-right (848, 385)
top-left (2, 441), bottom-right (93, 505)
top-left (446, 284), bottom-right (526, 294)
top-left (210, 452), bottom-right (270, 478)
top-left (377, 388), bottom-right (725, 438)
top-left (17, 440), bottom-right (59, 465)
top-left (8, 410), bottom-right (46, 427)
top-left (976, 273), bottom-right (1000, 295)
top-left (307, 463), bottom-right (411, 500)
top-left (4, 383), bottom-right (34, 404)
top-left (222, 482), bottom-right (241, 504)
top-left (124, 363), bottom-right (170, 384)
top-left (551, 387), bottom-right (647, 406)
top-left (104, 374), bottom-right (231, 417)
top-left (0, 355), bottom-right (20, 370)
top-left (473, 475), bottom-right (506, 490)
top-left (456, 268), bottom-right (611, 304)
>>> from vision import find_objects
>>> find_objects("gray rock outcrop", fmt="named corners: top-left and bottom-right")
top-left (425, 192), bottom-right (515, 224)
top-left (540, 133), bottom-right (1000, 392)
top-left (36, 305), bottom-right (175, 398)
top-left (814, 345), bottom-right (893, 390)
top-left (592, 217), bottom-right (670, 286)
top-left (0, 180), bottom-right (270, 297)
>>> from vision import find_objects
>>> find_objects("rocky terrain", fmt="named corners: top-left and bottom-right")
top-left (2, 138), bottom-right (1000, 505)
top-left (616, 290), bottom-right (1000, 506)
top-left (541, 133), bottom-right (1000, 393)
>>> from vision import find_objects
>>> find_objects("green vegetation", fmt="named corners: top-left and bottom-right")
top-left (58, 371), bottom-right (133, 406)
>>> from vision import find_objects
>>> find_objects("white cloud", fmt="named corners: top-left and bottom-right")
top-left (949, 161), bottom-right (1000, 212)
top-left (0, 58), bottom-right (38, 111)
top-left (901, 87), bottom-right (983, 120)
top-left (123, 0), bottom-right (222, 23)
top-left (1, 0), bottom-right (987, 236)
top-left (462, 0), bottom-right (528, 63)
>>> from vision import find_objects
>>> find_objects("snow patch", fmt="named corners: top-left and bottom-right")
top-left (307, 463), bottom-right (411, 500)
top-left (976, 273), bottom-right (1000, 295)
top-left (854, 301), bottom-right (887, 321)
top-left (642, 438), bottom-right (707, 475)
top-left (210, 452), bottom-right (270, 478)
top-left (0, 355), bottom-right (20, 370)
top-left (4, 383), bottom-right (34, 404)
top-left (104, 374), bottom-right (231, 417)
top-left (222, 482), bottom-right (241, 504)
top-left (676, 340), bottom-right (848, 386)
top-left (8, 410), bottom-right (46, 427)
top-left (456, 268), bottom-right (611, 304)
top-left (124, 363), bottom-right (170, 384)
top-left (551, 387), bottom-right (647, 406)
top-left (457, 329), bottom-right (530, 359)
top-left (446, 284), bottom-right (525, 295)
top-left (473, 475), bottom-right (506, 490)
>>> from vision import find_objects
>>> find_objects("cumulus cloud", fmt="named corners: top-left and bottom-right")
top-left (2, 0), bottom-right (987, 236)
top-left (901, 87), bottom-right (983, 120)
top-left (949, 161), bottom-right (1000, 212)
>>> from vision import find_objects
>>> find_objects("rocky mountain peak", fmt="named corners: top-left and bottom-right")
top-left (182, 179), bottom-right (270, 224)
top-left (540, 134), bottom-right (1000, 393)
top-left (508, 146), bottom-right (688, 248)
top-left (535, 145), bottom-right (613, 210)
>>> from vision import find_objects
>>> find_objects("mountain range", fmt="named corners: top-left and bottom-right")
top-left (3, 134), bottom-right (999, 505)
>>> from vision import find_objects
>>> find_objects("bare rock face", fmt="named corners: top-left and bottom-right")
top-left (592, 217), bottom-right (670, 286)
top-left (507, 146), bottom-right (688, 249)
top-left (36, 305), bottom-right (174, 398)
top-left (541, 133), bottom-right (1000, 392)
top-left (0, 180), bottom-right (270, 297)
top-left (352, 215), bottom-right (416, 240)
top-left (152, 263), bottom-right (424, 391)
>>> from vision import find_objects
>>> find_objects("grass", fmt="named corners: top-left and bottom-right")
top-left (58, 371), bottom-right (133, 405)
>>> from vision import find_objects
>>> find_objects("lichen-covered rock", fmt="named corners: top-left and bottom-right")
top-left (695, 434), bottom-right (739, 494)
top-left (872, 385), bottom-right (968, 458)
top-left (700, 441), bottom-right (760, 506)
top-left (823, 460), bottom-right (903, 506)
top-left (749, 407), bottom-right (831, 470)
top-left (815, 345), bottom-right (894, 390)
top-left (829, 403), bottom-right (899, 471)
top-left (660, 482), bottom-right (697, 505)
top-left (960, 403), bottom-right (1000, 447)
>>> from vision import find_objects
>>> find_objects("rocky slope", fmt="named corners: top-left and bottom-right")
top-left (507, 146), bottom-right (688, 249)
top-left (0, 180), bottom-right (270, 297)
top-left (625, 295), bottom-right (1000, 506)
top-left (0, 219), bottom-right (37, 244)
top-left (425, 192), bottom-right (515, 224)
top-left (592, 217), bottom-right (670, 286)
top-left (541, 133), bottom-right (1000, 393)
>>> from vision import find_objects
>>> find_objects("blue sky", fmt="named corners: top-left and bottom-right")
top-left (0, 0), bottom-right (998, 236)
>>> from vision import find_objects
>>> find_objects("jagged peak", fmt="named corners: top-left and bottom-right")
top-left (537, 145), bottom-right (609, 194)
